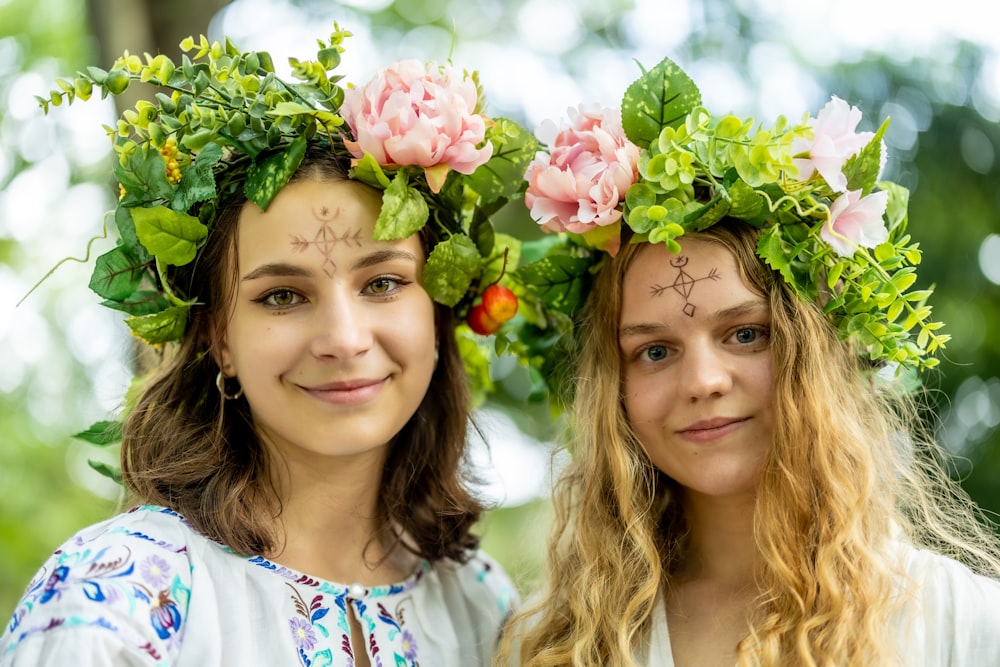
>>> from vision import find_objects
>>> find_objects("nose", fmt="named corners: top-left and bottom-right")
top-left (680, 341), bottom-right (733, 401)
top-left (311, 291), bottom-right (374, 359)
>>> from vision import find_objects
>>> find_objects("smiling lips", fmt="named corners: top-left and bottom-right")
top-left (677, 416), bottom-right (750, 443)
top-left (304, 377), bottom-right (388, 405)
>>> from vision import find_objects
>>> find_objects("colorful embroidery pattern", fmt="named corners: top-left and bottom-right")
top-left (2, 506), bottom-right (192, 662)
top-left (1, 506), bottom-right (517, 665)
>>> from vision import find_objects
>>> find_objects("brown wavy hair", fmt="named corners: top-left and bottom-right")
top-left (499, 220), bottom-right (1000, 666)
top-left (120, 148), bottom-right (483, 563)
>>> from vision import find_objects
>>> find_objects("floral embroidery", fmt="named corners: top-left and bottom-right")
top-left (2, 507), bottom-right (192, 661)
top-left (287, 584), bottom-right (335, 667)
top-left (2, 508), bottom-right (515, 666)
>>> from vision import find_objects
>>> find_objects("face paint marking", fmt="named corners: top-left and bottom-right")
top-left (290, 222), bottom-right (364, 277)
top-left (650, 256), bottom-right (721, 316)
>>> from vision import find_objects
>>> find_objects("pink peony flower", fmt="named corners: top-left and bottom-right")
top-left (823, 188), bottom-right (889, 257)
top-left (342, 60), bottom-right (493, 193)
top-left (792, 96), bottom-right (877, 192)
top-left (524, 105), bottom-right (640, 254)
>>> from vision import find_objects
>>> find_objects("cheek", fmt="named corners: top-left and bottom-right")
top-left (622, 373), bottom-right (662, 427)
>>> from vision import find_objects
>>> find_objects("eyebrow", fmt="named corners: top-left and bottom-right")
top-left (352, 249), bottom-right (419, 271)
top-left (241, 262), bottom-right (312, 282)
top-left (619, 299), bottom-right (768, 339)
top-left (241, 249), bottom-right (420, 282)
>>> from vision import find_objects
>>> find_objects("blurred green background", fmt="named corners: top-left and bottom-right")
top-left (2, 0), bottom-right (999, 617)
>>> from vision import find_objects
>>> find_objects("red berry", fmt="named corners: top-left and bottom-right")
top-left (481, 284), bottom-right (518, 323)
top-left (467, 304), bottom-right (500, 335)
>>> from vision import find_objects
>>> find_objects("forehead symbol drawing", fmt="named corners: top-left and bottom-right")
top-left (649, 252), bottom-right (720, 317)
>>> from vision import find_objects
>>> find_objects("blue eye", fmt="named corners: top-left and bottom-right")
top-left (735, 328), bottom-right (758, 344)
top-left (644, 345), bottom-right (668, 361)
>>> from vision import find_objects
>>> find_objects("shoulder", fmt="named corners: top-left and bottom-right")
top-left (902, 544), bottom-right (1000, 605)
top-left (1, 506), bottom-right (202, 665)
top-left (423, 549), bottom-right (519, 622)
top-left (896, 544), bottom-right (1000, 664)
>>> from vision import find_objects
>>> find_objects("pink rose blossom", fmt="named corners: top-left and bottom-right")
top-left (793, 96), bottom-right (879, 192)
top-left (524, 105), bottom-right (640, 254)
top-left (342, 60), bottom-right (493, 192)
top-left (823, 188), bottom-right (889, 257)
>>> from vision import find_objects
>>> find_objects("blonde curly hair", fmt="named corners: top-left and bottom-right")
top-left (498, 220), bottom-right (1000, 666)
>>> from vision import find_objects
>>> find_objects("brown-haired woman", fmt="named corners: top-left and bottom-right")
top-left (1, 40), bottom-right (522, 665)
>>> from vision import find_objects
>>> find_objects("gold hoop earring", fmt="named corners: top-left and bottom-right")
top-left (216, 371), bottom-right (244, 400)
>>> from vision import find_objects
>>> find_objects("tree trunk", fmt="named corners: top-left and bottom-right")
top-left (85, 0), bottom-right (232, 112)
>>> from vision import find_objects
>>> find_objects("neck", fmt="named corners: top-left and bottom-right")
top-left (266, 447), bottom-right (415, 586)
top-left (675, 490), bottom-right (757, 586)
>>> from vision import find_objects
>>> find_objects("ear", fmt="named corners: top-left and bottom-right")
top-left (208, 316), bottom-right (235, 377)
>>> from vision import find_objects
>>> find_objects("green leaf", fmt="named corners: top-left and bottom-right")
top-left (100, 291), bottom-right (171, 316)
top-left (891, 270), bottom-right (917, 293)
top-left (621, 56), bottom-right (701, 147)
top-left (843, 117), bottom-right (889, 195)
top-left (172, 142), bottom-right (222, 211)
top-left (480, 233), bottom-right (522, 286)
top-left (87, 460), bottom-right (123, 485)
top-left (115, 146), bottom-right (174, 204)
top-left (74, 420), bottom-right (123, 446)
top-left (756, 226), bottom-right (794, 286)
top-left (89, 245), bottom-right (148, 301)
top-left (245, 134), bottom-right (308, 210)
top-left (114, 205), bottom-right (144, 254)
top-left (350, 152), bottom-right (392, 189)
top-left (826, 262), bottom-right (846, 289)
top-left (513, 255), bottom-right (595, 315)
top-left (269, 101), bottom-right (319, 116)
top-left (423, 234), bottom-right (482, 307)
top-left (374, 171), bottom-right (430, 240)
top-left (125, 305), bottom-right (191, 344)
top-left (878, 180), bottom-right (910, 233)
top-left (726, 179), bottom-right (764, 219)
top-left (465, 117), bottom-right (539, 203)
top-left (133, 205), bottom-right (208, 266)
top-left (457, 328), bottom-right (494, 407)
top-left (470, 214), bottom-right (496, 258)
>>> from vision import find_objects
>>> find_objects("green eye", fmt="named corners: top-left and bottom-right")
top-left (369, 278), bottom-right (393, 294)
top-left (263, 290), bottom-right (300, 307)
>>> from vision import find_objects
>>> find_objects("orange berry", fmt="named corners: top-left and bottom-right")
top-left (467, 304), bottom-right (500, 335)
top-left (481, 284), bottom-right (518, 323)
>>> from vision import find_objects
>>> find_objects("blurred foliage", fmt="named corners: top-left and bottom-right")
top-left (2, 0), bottom-right (998, 619)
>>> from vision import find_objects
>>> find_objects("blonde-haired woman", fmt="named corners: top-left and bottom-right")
top-left (500, 56), bottom-right (1000, 665)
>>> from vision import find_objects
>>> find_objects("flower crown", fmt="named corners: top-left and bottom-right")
top-left (38, 27), bottom-right (537, 404)
top-left (507, 56), bottom-right (948, 406)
